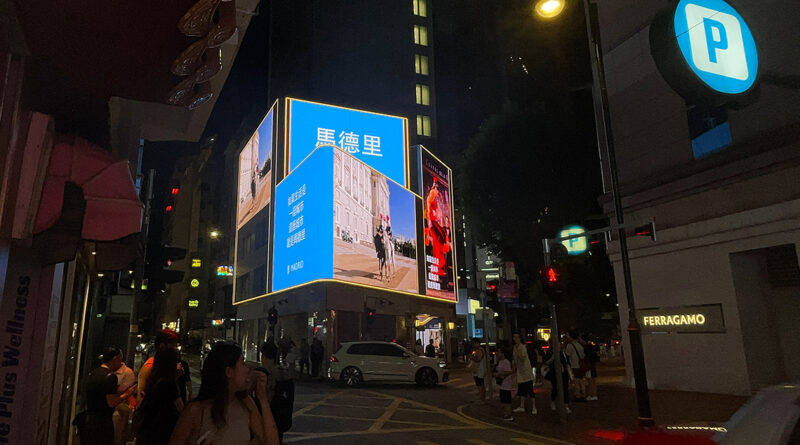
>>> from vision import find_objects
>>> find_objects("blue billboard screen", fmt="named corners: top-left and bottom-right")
top-left (272, 146), bottom-right (334, 291)
top-left (287, 99), bottom-right (407, 187)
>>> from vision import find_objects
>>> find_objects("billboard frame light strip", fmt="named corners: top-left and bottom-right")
top-left (276, 144), bottom-right (422, 200)
top-left (232, 278), bottom-right (458, 306)
top-left (284, 97), bottom-right (410, 188)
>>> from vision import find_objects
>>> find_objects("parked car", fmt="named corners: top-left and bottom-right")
top-left (330, 341), bottom-right (448, 387)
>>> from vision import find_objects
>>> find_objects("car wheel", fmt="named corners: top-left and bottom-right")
top-left (416, 367), bottom-right (438, 387)
top-left (340, 367), bottom-right (362, 387)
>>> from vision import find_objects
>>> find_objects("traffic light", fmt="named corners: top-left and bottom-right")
top-left (366, 307), bottom-right (376, 325)
top-left (485, 279), bottom-right (498, 303)
top-left (539, 265), bottom-right (560, 286)
top-left (634, 220), bottom-right (656, 241)
top-left (161, 246), bottom-right (186, 284)
top-left (268, 306), bottom-right (278, 325)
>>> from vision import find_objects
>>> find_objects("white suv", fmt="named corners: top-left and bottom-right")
top-left (330, 341), bottom-right (448, 387)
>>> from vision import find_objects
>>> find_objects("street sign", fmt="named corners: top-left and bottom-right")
top-left (474, 328), bottom-right (484, 338)
top-left (558, 225), bottom-right (587, 255)
top-left (674, 0), bottom-right (758, 95)
top-left (650, 0), bottom-right (758, 103)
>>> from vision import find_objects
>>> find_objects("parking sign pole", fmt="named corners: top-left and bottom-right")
top-left (584, 0), bottom-right (653, 426)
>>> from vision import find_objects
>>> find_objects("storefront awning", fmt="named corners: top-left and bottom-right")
top-left (33, 135), bottom-right (143, 266)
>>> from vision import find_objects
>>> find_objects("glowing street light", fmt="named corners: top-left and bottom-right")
top-left (534, 0), bottom-right (565, 18)
top-left (209, 230), bottom-right (220, 239)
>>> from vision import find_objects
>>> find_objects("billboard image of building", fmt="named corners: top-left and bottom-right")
top-left (422, 149), bottom-right (456, 301)
top-left (333, 149), bottom-right (418, 293)
top-left (237, 106), bottom-right (274, 229)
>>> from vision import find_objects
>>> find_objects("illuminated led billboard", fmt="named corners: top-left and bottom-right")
top-left (421, 148), bottom-right (456, 301)
top-left (272, 146), bottom-right (419, 293)
top-left (285, 99), bottom-right (407, 187)
top-left (233, 104), bottom-right (275, 304)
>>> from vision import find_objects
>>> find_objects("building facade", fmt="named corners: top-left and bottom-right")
top-left (599, 0), bottom-right (800, 395)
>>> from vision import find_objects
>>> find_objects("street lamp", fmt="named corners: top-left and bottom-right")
top-left (533, 0), bottom-right (654, 428)
top-left (534, 0), bottom-right (565, 18)
top-left (209, 230), bottom-right (220, 239)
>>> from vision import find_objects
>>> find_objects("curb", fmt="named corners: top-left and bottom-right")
top-left (456, 404), bottom-right (578, 445)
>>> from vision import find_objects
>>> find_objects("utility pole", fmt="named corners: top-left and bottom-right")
top-left (126, 169), bottom-right (155, 366)
top-left (542, 240), bottom-right (568, 424)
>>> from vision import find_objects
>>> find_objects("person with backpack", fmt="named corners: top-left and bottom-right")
top-left (255, 341), bottom-right (294, 444)
top-left (580, 334), bottom-right (600, 401)
top-left (565, 330), bottom-right (588, 401)
top-left (134, 348), bottom-right (184, 445)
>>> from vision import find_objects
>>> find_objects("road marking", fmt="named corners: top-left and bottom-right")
top-left (456, 404), bottom-right (577, 445)
top-left (284, 425), bottom-right (480, 443)
top-left (512, 438), bottom-right (551, 445)
top-left (368, 398), bottom-right (403, 431)
top-left (467, 440), bottom-right (496, 445)
top-left (362, 390), bottom-right (485, 429)
top-left (293, 390), bottom-right (342, 417)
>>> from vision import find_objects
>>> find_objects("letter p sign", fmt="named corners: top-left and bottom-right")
top-left (674, 0), bottom-right (758, 94)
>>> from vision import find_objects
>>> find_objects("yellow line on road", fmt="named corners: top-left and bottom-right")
top-left (293, 390), bottom-right (341, 417)
top-left (284, 426), bottom-right (479, 443)
top-left (369, 398), bottom-right (403, 431)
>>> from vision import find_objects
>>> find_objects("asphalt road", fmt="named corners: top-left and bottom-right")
top-left (284, 370), bottom-right (574, 445)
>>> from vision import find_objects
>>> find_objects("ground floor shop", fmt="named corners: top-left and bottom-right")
top-left (235, 281), bottom-right (458, 370)
top-left (613, 199), bottom-right (800, 395)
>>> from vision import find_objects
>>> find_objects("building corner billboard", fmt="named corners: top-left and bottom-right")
top-left (420, 147), bottom-right (456, 301)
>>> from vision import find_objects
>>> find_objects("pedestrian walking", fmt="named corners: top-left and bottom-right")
top-left (169, 342), bottom-right (280, 445)
top-left (138, 329), bottom-right (179, 405)
top-left (78, 347), bottom-right (137, 445)
top-left (310, 338), bottom-right (324, 379)
top-left (463, 339), bottom-right (472, 364)
top-left (580, 334), bottom-right (600, 401)
top-left (493, 348), bottom-right (515, 421)
top-left (298, 338), bottom-right (310, 379)
top-left (468, 338), bottom-right (488, 403)
top-left (565, 330), bottom-right (587, 401)
top-left (112, 358), bottom-right (136, 445)
top-left (512, 333), bottom-right (536, 414)
top-left (134, 348), bottom-right (184, 445)
top-left (425, 339), bottom-right (436, 358)
top-left (543, 340), bottom-right (572, 414)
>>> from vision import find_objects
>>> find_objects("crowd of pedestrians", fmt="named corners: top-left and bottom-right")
top-left (76, 329), bottom-right (294, 445)
top-left (466, 329), bottom-right (602, 421)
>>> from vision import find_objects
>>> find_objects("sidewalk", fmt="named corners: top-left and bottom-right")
top-left (458, 359), bottom-right (748, 445)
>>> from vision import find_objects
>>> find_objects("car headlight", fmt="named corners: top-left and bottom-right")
top-left (438, 361), bottom-right (446, 368)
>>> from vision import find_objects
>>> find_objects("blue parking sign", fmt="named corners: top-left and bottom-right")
top-left (674, 0), bottom-right (758, 94)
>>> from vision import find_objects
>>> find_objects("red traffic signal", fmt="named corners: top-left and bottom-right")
top-left (171, 187), bottom-right (180, 195)
top-left (634, 221), bottom-right (656, 241)
top-left (539, 265), bottom-right (559, 285)
top-left (165, 205), bottom-right (173, 212)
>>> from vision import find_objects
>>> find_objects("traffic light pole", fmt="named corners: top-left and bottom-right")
top-left (126, 169), bottom-right (155, 366)
top-left (541, 240), bottom-right (567, 424)
top-left (583, 0), bottom-right (654, 427)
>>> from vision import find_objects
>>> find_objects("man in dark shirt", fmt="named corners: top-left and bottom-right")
top-left (82, 347), bottom-right (136, 445)
top-left (426, 339), bottom-right (437, 358)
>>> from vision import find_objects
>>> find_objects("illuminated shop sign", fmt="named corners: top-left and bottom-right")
top-left (216, 265), bottom-right (234, 276)
top-left (286, 99), bottom-right (407, 187)
top-left (192, 258), bottom-right (202, 268)
top-left (638, 304), bottom-right (725, 333)
top-left (188, 299), bottom-right (199, 308)
top-left (651, 0), bottom-right (758, 103)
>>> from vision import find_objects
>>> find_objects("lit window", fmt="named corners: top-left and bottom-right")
top-left (416, 115), bottom-right (431, 136)
top-left (415, 54), bottom-right (429, 75)
top-left (414, 25), bottom-right (428, 46)
top-left (413, 0), bottom-right (427, 17)
top-left (415, 84), bottom-right (430, 106)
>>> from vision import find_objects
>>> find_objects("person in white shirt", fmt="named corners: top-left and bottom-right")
top-left (512, 333), bottom-right (536, 414)
top-left (493, 348), bottom-right (515, 421)
top-left (565, 330), bottom-right (587, 400)
top-left (113, 360), bottom-right (136, 445)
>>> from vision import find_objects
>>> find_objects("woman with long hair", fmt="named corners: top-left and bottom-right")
top-left (135, 348), bottom-right (184, 445)
top-left (169, 342), bottom-right (279, 445)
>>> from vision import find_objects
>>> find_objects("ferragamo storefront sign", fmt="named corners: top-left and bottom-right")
top-left (638, 303), bottom-right (725, 333)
